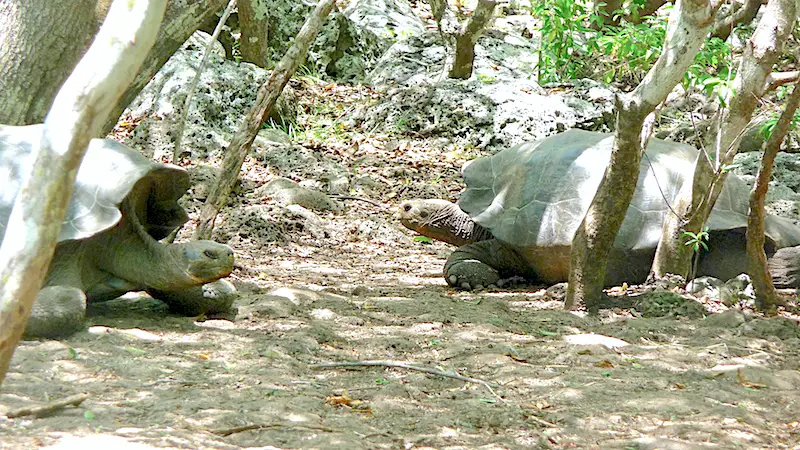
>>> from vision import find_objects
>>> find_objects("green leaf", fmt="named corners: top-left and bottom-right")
top-left (538, 330), bottom-right (559, 336)
top-left (84, 410), bottom-right (95, 421)
top-left (413, 236), bottom-right (432, 244)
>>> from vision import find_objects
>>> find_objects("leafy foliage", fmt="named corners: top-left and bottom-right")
top-left (531, 2), bottom-right (734, 91)
top-left (530, 0), bottom-right (597, 83)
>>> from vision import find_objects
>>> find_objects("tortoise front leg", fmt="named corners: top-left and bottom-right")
top-left (24, 286), bottom-right (87, 338)
top-left (444, 239), bottom-right (532, 289)
top-left (147, 279), bottom-right (237, 316)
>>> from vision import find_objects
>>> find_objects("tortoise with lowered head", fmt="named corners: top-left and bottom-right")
top-left (0, 124), bottom-right (236, 338)
top-left (399, 129), bottom-right (800, 290)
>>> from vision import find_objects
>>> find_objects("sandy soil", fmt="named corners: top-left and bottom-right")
top-left (2, 82), bottom-right (800, 450)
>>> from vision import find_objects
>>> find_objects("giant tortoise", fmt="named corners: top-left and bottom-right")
top-left (0, 124), bottom-right (236, 338)
top-left (399, 129), bottom-right (800, 290)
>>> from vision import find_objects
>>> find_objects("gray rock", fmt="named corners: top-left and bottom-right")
top-left (122, 48), bottom-right (297, 160)
top-left (357, 78), bottom-right (614, 151)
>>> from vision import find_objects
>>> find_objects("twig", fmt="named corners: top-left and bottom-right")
top-left (173, 0), bottom-right (238, 164)
top-left (310, 360), bottom-right (501, 400)
top-left (328, 195), bottom-right (386, 209)
top-left (6, 393), bottom-right (88, 418)
top-left (209, 422), bottom-right (335, 437)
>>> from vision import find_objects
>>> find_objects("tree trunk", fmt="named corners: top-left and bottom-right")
top-left (448, 0), bottom-right (497, 79)
top-left (747, 83), bottom-right (800, 312)
top-left (239, 0), bottom-right (272, 68)
top-left (193, 0), bottom-right (337, 240)
top-left (651, 0), bottom-right (797, 280)
top-left (0, 0), bottom-right (106, 125)
top-left (0, 0), bottom-right (165, 388)
top-left (711, 0), bottom-right (763, 40)
top-left (565, 0), bottom-right (717, 311)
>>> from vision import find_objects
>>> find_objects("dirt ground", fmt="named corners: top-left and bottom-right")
top-left (2, 81), bottom-right (800, 450)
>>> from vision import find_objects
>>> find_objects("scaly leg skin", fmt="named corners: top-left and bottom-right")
top-left (24, 286), bottom-right (87, 339)
top-left (444, 239), bottom-right (531, 290)
top-left (147, 279), bottom-right (237, 316)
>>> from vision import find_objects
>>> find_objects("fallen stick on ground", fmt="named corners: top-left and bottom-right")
top-left (209, 423), bottom-right (335, 437)
top-left (6, 393), bottom-right (88, 418)
top-left (310, 360), bottom-right (501, 400)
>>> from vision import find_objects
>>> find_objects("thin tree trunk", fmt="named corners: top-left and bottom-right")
top-left (747, 82), bottom-right (800, 312)
top-left (565, 0), bottom-right (718, 311)
top-left (449, 0), bottom-right (497, 79)
top-left (0, 0), bottom-right (165, 387)
top-left (651, 0), bottom-right (797, 280)
top-left (174, 0), bottom-right (238, 163)
top-left (193, 0), bottom-right (336, 240)
top-left (239, 0), bottom-right (272, 68)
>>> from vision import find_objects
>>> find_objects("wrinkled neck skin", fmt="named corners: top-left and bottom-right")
top-left (86, 199), bottom-right (204, 292)
top-left (401, 200), bottom-right (493, 247)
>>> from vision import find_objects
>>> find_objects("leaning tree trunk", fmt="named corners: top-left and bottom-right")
top-left (0, 0), bottom-right (165, 388)
top-left (746, 82), bottom-right (800, 312)
top-left (650, 0), bottom-right (798, 280)
top-left (565, 0), bottom-right (717, 311)
top-left (0, 0), bottom-right (105, 125)
top-left (193, 0), bottom-right (337, 240)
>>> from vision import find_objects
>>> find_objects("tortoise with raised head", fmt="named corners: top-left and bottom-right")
top-left (399, 129), bottom-right (800, 290)
top-left (0, 124), bottom-right (236, 338)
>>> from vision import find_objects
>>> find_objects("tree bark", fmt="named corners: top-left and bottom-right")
top-left (0, 0), bottom-right (165, 387)
top-left (651, 0), bottom-right (797, 280)
top-left (0, 0), bottom-right (105, 125)
top-left (449, 0), bottom-right (497, 79)
top-left (747, 83), bottom-right (800, 312)
top-left (565, 0), bottom-right (718, 311)
top-left (193, 0), bottom-right (336, 240)
top-left (711, 0), bottom-right (763, 40)
top-left (239, 0), bottom-right (272, 68)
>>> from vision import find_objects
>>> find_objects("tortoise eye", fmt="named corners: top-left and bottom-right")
top-left (203, 249), bottom-right (218, 259)
top-left (403, 204), bottom-right (412, 212)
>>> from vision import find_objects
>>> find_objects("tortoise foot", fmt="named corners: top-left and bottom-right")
top-left (445, 259), bottom-right (500, 290)
top-left (149, 279), bottom-right (238, 316)
top-left (25, 286), bottom-right (87, 339)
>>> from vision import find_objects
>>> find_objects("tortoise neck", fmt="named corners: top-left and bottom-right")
top-left (93, 198), bottom-right (196, 291)
top-left (427, 202), bottom-right (492, 247)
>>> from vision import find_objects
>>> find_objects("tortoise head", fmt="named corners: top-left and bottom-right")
top-left (397, 199), bottom-right (483, 246)
top-left (176, 241), bottom-right (235, 284)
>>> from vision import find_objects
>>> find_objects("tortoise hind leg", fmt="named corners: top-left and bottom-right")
top-left (444, 239), bottom-right (531, 289)
top-left (147, 279), bottom-right (237, 316)
top-left (24, 286), bottom-right (87, 338)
